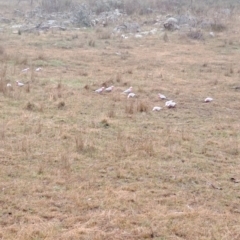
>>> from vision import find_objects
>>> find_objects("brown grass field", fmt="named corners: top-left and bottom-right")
top-left (0, 1), bottom-right (240, 239)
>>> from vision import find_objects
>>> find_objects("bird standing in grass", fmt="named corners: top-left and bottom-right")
top-left (16, 81), bottom-right (24, 87)
top-left (127, 93), bottom-right (136, 98)
top-left (158, 93), bottom-right (167, 100)
top-left (35, 67), bottom-right (42, 72)
top-left (21, 68), bottom-right (29, 73)
top-left (152, 106), bottom-right (162, 111)
top-left (95, 87), bottom-right (105, 93)
top-left (105, 86), bottom-right (114, 92)
top-left (165, 100), bottom-right (176, 108)
top-left (123, 86), bottom-right (132, 94)
top-left (204, 97), bottom-right (213, 103)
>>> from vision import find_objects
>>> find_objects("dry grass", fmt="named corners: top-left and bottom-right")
top-left (0, 2), bottom-right (240, 240)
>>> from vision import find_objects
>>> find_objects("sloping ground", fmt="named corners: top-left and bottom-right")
top-left (0, 14), bottom-right (240, 239)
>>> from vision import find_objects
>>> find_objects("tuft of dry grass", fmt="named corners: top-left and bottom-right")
top-left (125, 101), bottom-right (135, 114)
top-left (88, 39), bottom-right (95, 47)
top-left (96, 28), bottom-right (112, 39)
top-left (137, 100), bottom-right (149, 112)
top-left (57, 101), bottom-right (65, 109)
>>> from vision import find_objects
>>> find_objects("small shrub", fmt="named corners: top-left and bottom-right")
top-left (107, 108), bottom-right (115, 118)
top-left (97, 29), bottom-right (111, 40)
top-left (88, 40), bottom-right (95, 47)
top-left (41, 0), bottom-right (74, 13)
top-left (187, 30), bottom-right (204, 40)
top-left (101, 119), bottom-right (110, 128)
top-left (57, 82), bottom-right (62, 89)
top-left (211, 22), bottom-right (227, 32)
top-left (25, 102), bottom-right (37, 111)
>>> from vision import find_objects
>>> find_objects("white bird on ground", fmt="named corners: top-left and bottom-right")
top-left (35, 67), bottom-right (42, 72)
top-left (105, 86), bottom-right (114, 92)
top-left (158, 93), bottom-right (167, 100)
top-left (95, 87), bottom-right (105, 93)
top-left (21, 68), bottom-right (29, 73)
top-left (127, 93), bottom-right (136, 98)
top-left (152, 106), bottom-right (162, 111)
top-left (204, 97), bottom-right (213, 103)
top-left (165, 100), bottom-right (176, 108)
top-left (7, 83), bottom-right (12, 87)
top-left (16, 81), bottom-right (24, 87)
top-left (123, 86), bottom-right (132, 94)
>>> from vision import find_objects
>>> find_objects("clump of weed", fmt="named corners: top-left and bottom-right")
top-left (139, 140), bottom-right (155, 156)
top-left (84, 84), bottom-right (90, 90)
top-left (125, 102), bottom-right (134, 114)
top-left (97, 28), bottom-right (112, 39)
top-left (88, 40), bottom-right (95, 47)
top-left (57, 82), bottom-right (62, 89)
top-left (57, 101), bottom-right (65, 109)
top-left (211, 22), bottom-right (227, 32)
top-left (126, 69), bottom-right (133, 74)
top-left (111, 93), bottom-right (121, 102)
top-left (163, 32), bottom-right (169, 42)
top-left (25, 84), bottom-right (30, 93)
top-left (137, 101), bottom-right (149, 112)
top-left (116, 72), bottom-right (122, 82)
top-left (187, 30), bottom-right (204, 40)
top-left (0, 80), bottom-right (7, 95)
top-left (17, 56), bottom-right (28, 65)
top-left (25, 101), bottom-right (37, 111)
top-left (0, 65), bottom-right (7, 81)
top-left (36, 53), bottom-right (46, 60)
top-left (100, 118), bottom-right (110, 128)
top-left (75, 136), bottom-right (84, 152)
top-left (79, 71), bottom-right (88, 76)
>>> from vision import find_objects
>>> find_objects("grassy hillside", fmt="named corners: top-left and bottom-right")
top-left (0, 0), bottom-right (240, 239)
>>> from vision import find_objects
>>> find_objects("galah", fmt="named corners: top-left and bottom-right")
top-left (165, 100), bottom-right (176, 108)
top-left (95, 87), bottom-right (105, 93)
top-left (127, 93), bottom-right (136, 98)
top-left (152, 106), bottom-right (162, 111)
top-left (105, 86), bottom-right (114, 92)
top-left (123, 86), bottom-right (132, 94)
top-left (158, 93), bottom-right (167, 100)
top-left (204, 97), bottom-right (213, 103)
top-left (21, 68), bottom-right (29, 73)
top-left (16, 81), bottom-right (24, 87)
top-left (36, 67), bottom-right (42, 72)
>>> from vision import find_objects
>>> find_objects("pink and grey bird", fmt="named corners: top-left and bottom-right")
top-left (158, 93), bottom-right (167, 100)
top-left (105, 86), bottom-right (114, 92)
top-left (127, 92), bottom-right (136, 98)
top-left (123, 86), bottom-right (132, 94)
top-left (165, 100), bottom-right (176, 108)
top-left (95, 87), bottom-right (105, 93)
top-left (16, 81), bottom-right (24, 87)
top-left (204, 97), bottom-right (213, 103)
